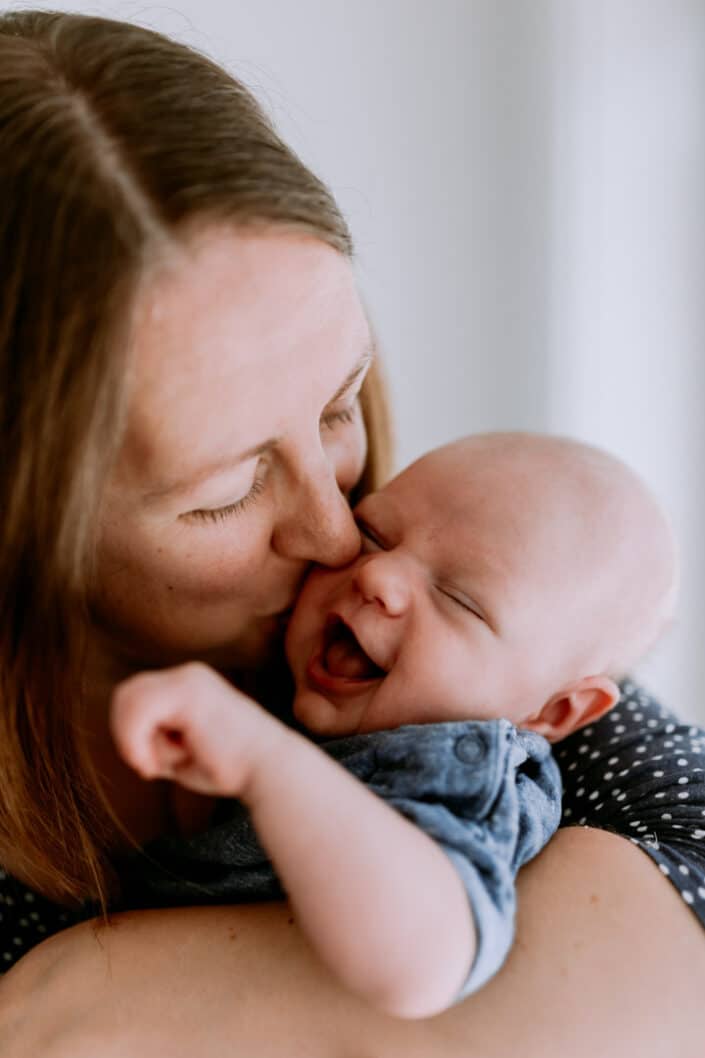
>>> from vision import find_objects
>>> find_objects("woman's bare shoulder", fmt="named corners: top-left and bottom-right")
top-left (1, 826), bottom-right (703, 1058)
top-left (435, 826), bottom-right (705, 1058)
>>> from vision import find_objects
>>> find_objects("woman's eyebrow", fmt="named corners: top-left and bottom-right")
top-left (142, 348), bottom-right (375, 502)
top-left (325, 349), bottom-right (374, 405)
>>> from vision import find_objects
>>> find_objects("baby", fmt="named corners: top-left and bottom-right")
top-left (112, 432), bottom-right (677, 1018)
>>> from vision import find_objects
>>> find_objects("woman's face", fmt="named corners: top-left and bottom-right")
top-left (91, 228), bottom-right (372, 674)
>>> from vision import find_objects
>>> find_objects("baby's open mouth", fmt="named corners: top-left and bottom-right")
top-left (320, 616), bottom-right (386, 681)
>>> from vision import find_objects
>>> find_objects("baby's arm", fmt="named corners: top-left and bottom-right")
top-left (111, 662), bottom-right (475, 1019)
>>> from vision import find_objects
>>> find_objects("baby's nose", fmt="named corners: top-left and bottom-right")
top-left (352, 554), bottom-right (410, 616)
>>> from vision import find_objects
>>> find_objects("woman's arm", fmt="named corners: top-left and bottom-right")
top-left (2, 826), bottom-right (703, 1058)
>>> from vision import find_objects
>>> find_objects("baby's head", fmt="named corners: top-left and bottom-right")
top-left (285, 432), bottom-right (677, 741)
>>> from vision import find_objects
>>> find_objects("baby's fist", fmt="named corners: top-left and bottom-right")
top-left (110, 662), bottom-right (281, 797)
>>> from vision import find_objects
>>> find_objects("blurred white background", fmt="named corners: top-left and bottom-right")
top-left (7, 1), bottom-right (704, 716)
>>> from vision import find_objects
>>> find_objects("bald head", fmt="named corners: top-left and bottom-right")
top-left (438, 432), bottom-right (678, 679)
top-left (287, 428), bottom-right (678, 742)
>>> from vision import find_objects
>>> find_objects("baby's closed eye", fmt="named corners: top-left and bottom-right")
top-left (436, 585), bottom-right (488, 622)
top-left (356, 517), bottom-right (386, 551)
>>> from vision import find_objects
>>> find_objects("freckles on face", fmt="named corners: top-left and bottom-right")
top-left (100, 510), bottom-right (258, 607)
top-left (92, 499), bottom-right (291, 667)
top-left (89, 229), bottom-right (371, 671)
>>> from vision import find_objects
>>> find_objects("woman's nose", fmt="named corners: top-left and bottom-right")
top-left (352, 553), bottom-right (410, 616)
top-left (271, 457), bottom-right (361, 568)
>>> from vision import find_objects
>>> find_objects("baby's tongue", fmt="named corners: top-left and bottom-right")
top-left (325, 636), bottom-right (377, 679)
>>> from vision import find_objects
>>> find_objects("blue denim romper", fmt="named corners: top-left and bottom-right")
top-left (117, 718), bottom-right (563, 999)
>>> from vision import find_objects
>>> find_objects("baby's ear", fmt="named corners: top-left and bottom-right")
top-left (521, 676), bottom-right (621, 743)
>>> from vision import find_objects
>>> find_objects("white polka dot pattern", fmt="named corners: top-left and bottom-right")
top-left (0, 871), bottom-right (90, 972)
top-left (557, 681), bottom-right (705, 927)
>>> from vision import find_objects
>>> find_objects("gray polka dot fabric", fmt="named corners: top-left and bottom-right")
top-left (0, 869), bottom-right (88, 971)
top-left (557, 680), bottom-right (705, 919)
top-left (1, 681), bottom-right (704, 972)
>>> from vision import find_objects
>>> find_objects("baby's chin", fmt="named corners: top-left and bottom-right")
top-left (292, 686), bottom-right (364, 739)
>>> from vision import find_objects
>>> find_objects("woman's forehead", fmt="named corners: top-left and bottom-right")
top-left (131, 228), bottom-right (364, 381)
top-left (119, 229), bottom-right (370, 484)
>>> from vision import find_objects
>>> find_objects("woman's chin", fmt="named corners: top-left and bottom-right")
top-left (210, 616), bottom-right (287, 673)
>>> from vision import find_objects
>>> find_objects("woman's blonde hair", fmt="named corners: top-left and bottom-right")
top-left (0, 10), bottom-right (394, 908)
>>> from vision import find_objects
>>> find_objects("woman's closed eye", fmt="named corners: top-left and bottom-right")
top-left (184, 474), bottom-right (266, 524)
top-left (181, 400), bottom-right (361, 525)
top-left (321, 407), bottom-right (356, 430)
top-left (320, 397), bottom-right (360, 431)
top-left (186, 482), bottom-right (265, 523)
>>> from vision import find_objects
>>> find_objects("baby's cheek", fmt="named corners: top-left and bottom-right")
top-left (284, 596), bottom-right (316, 675)
top-left (286, 567), bottom-right (342, 652)
top-left (394, 651), bottom-right (472, 725)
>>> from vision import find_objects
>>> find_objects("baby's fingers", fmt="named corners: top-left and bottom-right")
top-left (149, 726), bottom-right (192, 776)
top-left (110, 669), bottom-right (192, 779)
top-left (110, 661), bottom-right (287, 796)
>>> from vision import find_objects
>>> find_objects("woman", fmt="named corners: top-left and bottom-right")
top-left (0, 11), bottom-right (703, 1056)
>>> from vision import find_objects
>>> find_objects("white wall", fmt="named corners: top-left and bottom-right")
top-left (544, 2), bottom-right (705, 715)
top-left (8, 1), bottom-right (704, 717)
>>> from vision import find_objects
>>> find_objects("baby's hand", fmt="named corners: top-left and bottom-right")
top-left (110, 662), bottom-right (286, 798)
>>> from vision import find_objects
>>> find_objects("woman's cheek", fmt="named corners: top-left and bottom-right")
top-left (96, 518), bottom-right (243, 608)
top-left (151, 531), bottom-right (264, 603)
